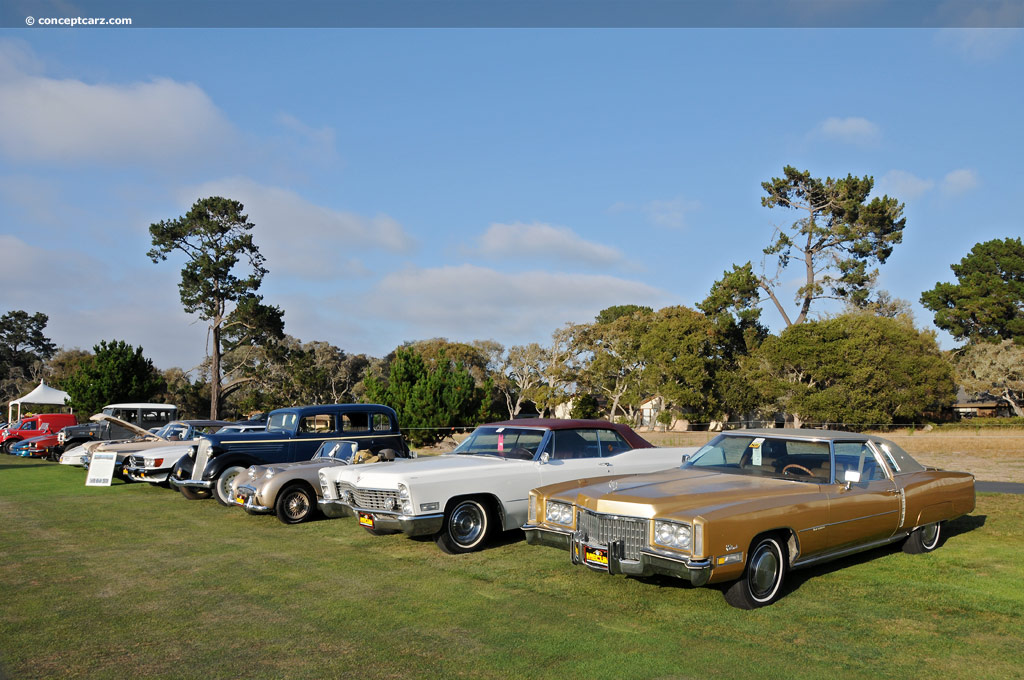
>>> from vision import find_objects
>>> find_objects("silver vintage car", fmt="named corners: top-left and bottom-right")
top-left (230, 441), bottom-right (416, 524)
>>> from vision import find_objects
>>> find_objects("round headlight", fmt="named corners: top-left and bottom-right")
top-left (401, 500), bottom-right (413, 515)
top-left (384, 497), bottom-right (397, 511)
top-left (247, 467), bottom-right (257, 479)
top-left (344, 490), bottom-right (355, 505)
top-left (398, 483), bottom-right (410, 499)
top-left (264, 468), bottom-right (277, 479)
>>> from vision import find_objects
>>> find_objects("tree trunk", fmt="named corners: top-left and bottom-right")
top-left (210, 323), bottom-right (221, 420)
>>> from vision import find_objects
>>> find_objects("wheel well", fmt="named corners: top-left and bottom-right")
top-left (444, 494), bottom-right (502, 524)
top-left (280, 479), bottom-right (316, 496)
top-left (748, 529), bottom-right (797, 567)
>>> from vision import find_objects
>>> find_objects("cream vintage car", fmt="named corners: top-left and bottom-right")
top-left (523, 429), bottom-right (976, 609)
top-left (230, 440), bottom-right (416, 524)
top-left (319, 419), bottom-right (695, 554)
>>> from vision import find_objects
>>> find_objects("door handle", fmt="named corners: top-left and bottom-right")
top-left (598, 462), bottom-right (612, 467)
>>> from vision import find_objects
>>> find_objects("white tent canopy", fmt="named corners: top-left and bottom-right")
top-left (7, 381), bottom-right (72, 422)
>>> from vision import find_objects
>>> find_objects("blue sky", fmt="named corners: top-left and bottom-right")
top-left (0, 28), bottom-right (1021, 371)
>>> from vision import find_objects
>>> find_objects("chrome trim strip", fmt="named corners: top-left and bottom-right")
top-left (796, 509), bottom-right (900, 534)
top-left (790, 533), bottom-right (908, 569)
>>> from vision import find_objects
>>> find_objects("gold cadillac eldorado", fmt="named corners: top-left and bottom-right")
top-left (523, 429), bottom-right (976, 609)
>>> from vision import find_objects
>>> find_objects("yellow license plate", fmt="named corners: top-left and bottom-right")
top-left (584, 546), bottom-right (609, 569)
top-left (235, 495), bottom-right (245, 505)
top-left (358, 513), bottom-right (374, 528)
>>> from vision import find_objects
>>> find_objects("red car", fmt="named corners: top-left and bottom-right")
top-left (1, 413), bottom-right (78, 454)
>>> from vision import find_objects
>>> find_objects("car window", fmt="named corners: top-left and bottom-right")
top-left (871, 440), bottom-right (925, 474)
top-left (21, 421), bottom-right (37, 431)
top-left (341, 413), bottom-right (370, 432)
top-left (454, 427), bottom-right (544, 459)
top-left (141, 409), bottom-right (175, 427)
top-left (596, 430), bottom-right (633, 456)
top-left (834, 441), bottom-right (888, 483)
top-left (299, 414), bottom-right (336, 434)
top-left (550, 429), bottom-right (602, 459)
top-left (371, 412), bottom-right (392, 431)
top-left (267, 412), bottom-right (297, 433)
top-left (688, 435), bottom-right (830, 482)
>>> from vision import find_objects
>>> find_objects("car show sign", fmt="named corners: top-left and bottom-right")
top-left (86, 452), bottom-right (118, 486)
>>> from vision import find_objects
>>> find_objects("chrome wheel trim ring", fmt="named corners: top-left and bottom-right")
top-left (450, 502), bottom-right (485, 547)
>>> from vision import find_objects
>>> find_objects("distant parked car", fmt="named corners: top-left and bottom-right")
top-left (58, 403), bottom-right (178, 450)
top-left (523, 429), bottom-right (976, 609)
top-left (318, 419), bottom-right (693, 554)
top-left (170, 404), bottom-right (408, 505)
top-left (215, 423), bottom-right (266, 435)
top-left (12, 432), bottom-right (64, 460)
top-left (1, 413), bottom-right (78, 454)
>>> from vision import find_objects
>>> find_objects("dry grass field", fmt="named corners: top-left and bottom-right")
top-left (421, 427), bottom-right (1024, 483)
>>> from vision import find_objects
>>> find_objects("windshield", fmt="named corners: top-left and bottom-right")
top-left (315, 441), bottom-right (357, 461)
top-left (686, 434), bottom-right (832, 483)
top-left (267, 412), bottom-right (298, 433)
top-left (453, 426), bottom-right (545, 460)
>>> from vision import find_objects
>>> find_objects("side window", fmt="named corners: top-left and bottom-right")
top-left (341, 413), bottom-right (370, 432)
top-left (299, 414), bottom-right (336, 434)
top-left (23, 421), bottom-right (37, 431)
top-left (596, 430), bottom-right (632, 456)
top-left (834, 441), bottom-right (888, 483)
top-left (550, 429), bottom-right (601, 459)
top-left (371, 413), bottom-right (392, 432)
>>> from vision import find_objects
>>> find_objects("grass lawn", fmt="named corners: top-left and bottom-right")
top-left (1, 457), bottom-right (1022, 680)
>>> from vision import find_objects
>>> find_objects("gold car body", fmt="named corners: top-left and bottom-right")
top-left (524, 429), bottom-right (975, 594)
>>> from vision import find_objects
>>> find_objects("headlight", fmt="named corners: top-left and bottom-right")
top-left (398, 483), bottom-right (410, 499)
top-left (247, 467), bottom-right (257, 479)
top-left (264, 467), bottom-right (276, 479)
top-left (545, 500), bottom-right (574, 526)
top-left (653, 520), bottom-right (692, 551)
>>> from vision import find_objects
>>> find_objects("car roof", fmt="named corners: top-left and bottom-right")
top-left (103, 403), bottom-right (178, 409)
top-left (721, 428), bottom-right (899, 445)
top-left (169, 420), bottom-right (234, 427)
top-left (480, 418), bottom-right (653, 448)
top-left (268, 403), bottom-right (397, 416)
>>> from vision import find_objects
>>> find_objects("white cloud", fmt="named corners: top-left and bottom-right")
top-left (941, 168), bottom-right (980, 195)
top-left (182, 177), bottom-right (416, 280)
top-left (936, 28), bottom-right (1020, 60)
top-left (473, 222), bottom-right (625, 267)
top-left (646, 197), bottom-right (700, 230)
top-left (276, 112), bottom-right (338, 163)
top-left (878, 170), bottom-right (935, 200)
top-left (366, 264), bottom-right (665, 346)
top-left (0, 234), bottom-right (205, 370)
top-left (814, 116), bottom-right (881, 146)
top-left (0, 40), bottom-right (233, 166)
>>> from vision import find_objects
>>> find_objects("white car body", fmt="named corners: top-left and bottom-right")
top-left (123, 443), bottom-right (196, 484)
top-left (318, 419), bottom-right (695, 553)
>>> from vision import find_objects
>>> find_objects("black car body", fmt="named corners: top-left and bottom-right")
top-left (169, 403), bottom-right (409, 504)
top-left (58, 403), bottom-right (179, 449)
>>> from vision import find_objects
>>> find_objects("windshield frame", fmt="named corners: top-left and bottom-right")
top-left (684, 432), bottom-right (835, 484)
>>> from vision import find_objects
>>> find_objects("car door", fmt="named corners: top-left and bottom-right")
top-left (539, 429), bottom-right (617, 486)
top-left (826, 441), bottom-right (901, 551)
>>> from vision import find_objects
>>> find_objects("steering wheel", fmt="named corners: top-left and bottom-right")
top-left (782, 463), bottom-right (813, 477)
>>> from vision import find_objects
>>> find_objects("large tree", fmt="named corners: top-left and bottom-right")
top-left (148, 197), bottom-right (284, 418)
top-left (921, 237), bottom-right (1024, 344)
top-left (0, 310), bottom-right (57, 401)
top-left (953, 341), bottom-right (1024, 417)
top-left (749, 313), bottom-right (954, 426)
top-left (62, 340), bottom-right (165, 416)
top-left (720, 167), bottom-right (906, 327)
top-left (364, 347), bottom-right (484, 447)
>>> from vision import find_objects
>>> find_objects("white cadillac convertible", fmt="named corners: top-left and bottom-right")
top-left (318, 419), bottom-right (694, 553)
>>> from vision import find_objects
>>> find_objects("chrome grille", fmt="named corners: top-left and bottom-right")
top-left (127, 455), bottom-right (143, 467)
top-left (335, 482), bottom-right (399, 512)
top-left (577, 510), bottom-right (647, 561)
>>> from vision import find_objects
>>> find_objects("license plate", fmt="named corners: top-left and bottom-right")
top-left (235, 494), bottom-right (246, 505)
top-left (358, 513), bottom-right (375, 529)
top-left (583, 546), bottom-right (609, 569)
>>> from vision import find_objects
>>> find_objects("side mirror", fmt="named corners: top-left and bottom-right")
top-left (539, 452), bottom-right (550, 464)
top-left (681, 453), bottom-right (691, 464)
top-left (842, 469), bottom-right (861, 490)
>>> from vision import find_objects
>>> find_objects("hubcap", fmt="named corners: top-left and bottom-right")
top-left (922, 523), bottom-right (939, 548)
top-left (285, 492), bottom-right (309, 519)
top-left (749, 545), bottom-right (780, 599)
top-left (450, 503), bottom-right (484, 546)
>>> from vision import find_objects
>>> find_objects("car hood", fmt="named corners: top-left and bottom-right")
top-left (332, 453), bottom-right (517, 486)
top-left (562, 468), bottom-right (826, 518)
top-left (89, 413), bottom-right (164, 441)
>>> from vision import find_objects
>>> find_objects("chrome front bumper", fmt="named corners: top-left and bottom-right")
top-left (124, 467), bottom-right (170, 483)
top-left (169, 476), bottom-right (214, 489)
top-left (318, 499), bottom-right (444, 535)
top-left (522, 524), bottom-right (713, 585)
top-left (233, 485), bottom-right (271, 513)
